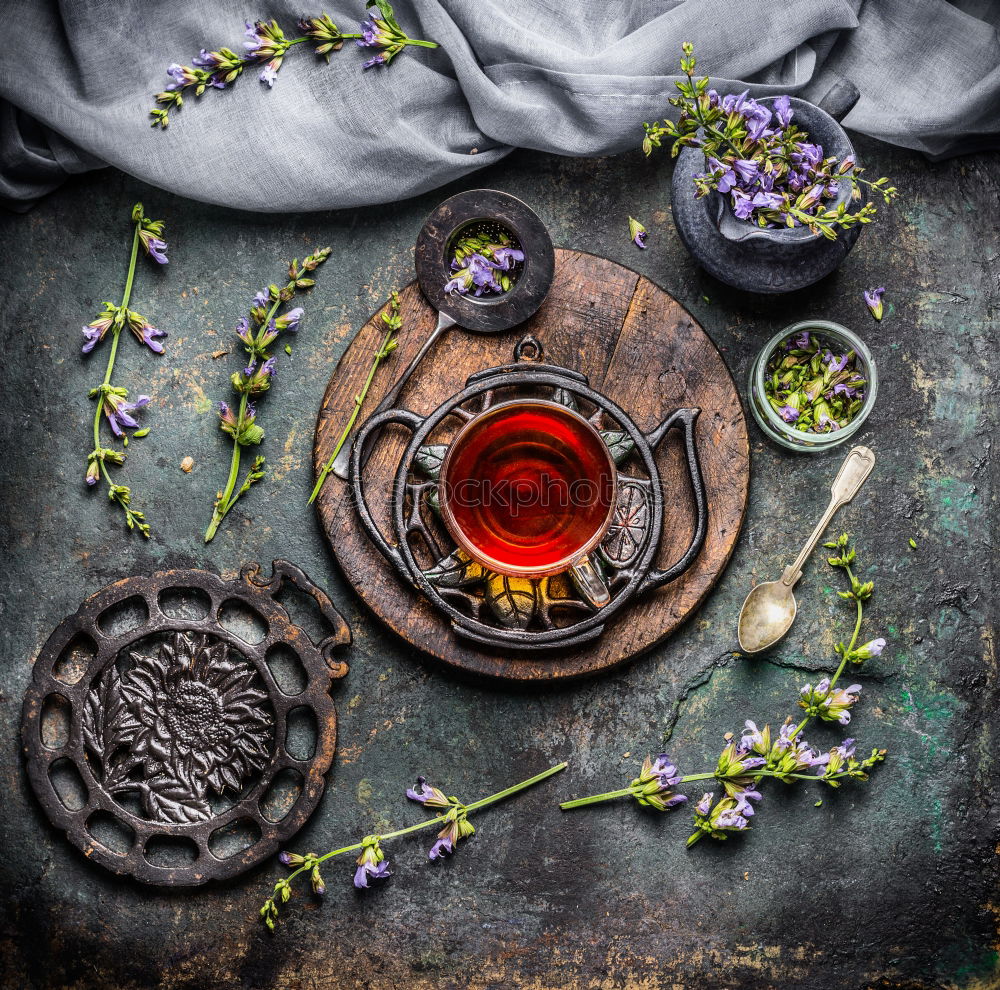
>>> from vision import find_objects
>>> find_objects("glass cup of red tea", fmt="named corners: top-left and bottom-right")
top-left (439, 399), bottom-right (616, 606)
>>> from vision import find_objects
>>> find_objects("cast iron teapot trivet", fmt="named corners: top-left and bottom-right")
top-left (351, 336), bottom-right (708, 651)
top-left (21, 561), bottom-right (350, 886)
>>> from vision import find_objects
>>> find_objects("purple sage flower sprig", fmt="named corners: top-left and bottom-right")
top-left (561, 533), bottom-right (887, 845)
top-left (356, 0), bottom-right (440, 69)
top-left (642, 43), bottom-right (898, 240)
top-left (150, 1), bottom-right (438, 128)
top-left (260, 761), bottom-right (566, 931)
top-left (82, 203), bottom-right (168, 537)
top-left (204, 248), bottom-right (331, 542)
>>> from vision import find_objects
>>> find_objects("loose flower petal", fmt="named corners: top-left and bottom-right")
top-left (864, 286), bottom-right (886, 321)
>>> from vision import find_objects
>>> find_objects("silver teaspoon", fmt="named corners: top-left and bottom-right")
top-left (737, 445), bottom-right (875, 654)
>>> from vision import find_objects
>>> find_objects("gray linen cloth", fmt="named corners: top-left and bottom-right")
top-left (0, 0), bottom-right (997, 212)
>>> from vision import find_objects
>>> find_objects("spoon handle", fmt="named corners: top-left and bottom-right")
top-left (332, 309), bottom-right (458, 480)
top-left (780, 445), bottom-right (876, 587)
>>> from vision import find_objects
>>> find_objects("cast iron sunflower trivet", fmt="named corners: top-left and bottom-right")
top-left (21, 561), bottom-right (350, 886)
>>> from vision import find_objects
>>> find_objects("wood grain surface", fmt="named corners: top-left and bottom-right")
top-left (313, 250), bottom-right (749, 681)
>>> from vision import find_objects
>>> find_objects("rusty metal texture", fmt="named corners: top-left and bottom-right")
top-left (20, 561), bottom-right (350, 886)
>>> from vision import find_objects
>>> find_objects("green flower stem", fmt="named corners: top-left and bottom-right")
top-left (91, 222), bottom-right (149, 533)
top-left (308, 323), bottom-right (397, 505)
top-left (791, 565), bottom-right (864, 739)
top-left (464, 761), bottom-right (567, 812)
top-left (560, 772), bottom-right (716, 810)
top-left (204, 296), bottom-right (282, 543)
top-left (274, 762), bottom-right (567, 894)
top-left (559, 767), bottom-right (854, 811)
top-left (402, 38), bottom-right (439, 49)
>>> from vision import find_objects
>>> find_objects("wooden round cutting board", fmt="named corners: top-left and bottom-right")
top-left (313, 250), bottom-right (749, 682)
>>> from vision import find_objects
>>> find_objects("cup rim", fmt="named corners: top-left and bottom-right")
top-left (437, 397), bottom-right (619, 578)
top-left (751, 319), bottom-right (878, 450)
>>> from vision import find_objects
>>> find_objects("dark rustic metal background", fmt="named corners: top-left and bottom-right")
top-left (21, 562), bottom-right (350, 885)
top-left (0, 139), bottom-right (997, 989)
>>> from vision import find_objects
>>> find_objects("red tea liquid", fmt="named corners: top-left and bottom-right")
top-left (441, 401), bottom-right (616, 574)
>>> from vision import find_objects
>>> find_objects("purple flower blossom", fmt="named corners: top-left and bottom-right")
top-left (192, 49), bottom-right (217, 69)
top-left (630, 752), bottom-right (688, 811)
top-left (628, 216), bottom-right (647, 249)
top-left (146, 237), bottom-right (168, 265)
top-left (864, 286), bottom-right (885, 321)
top-left (354, 858), bottom-right (390, 888)
top-left (799, 184), bottom-right (824, 209)
top-left (362, 54), bottom-right (387, 69)
top-left (253, 288), bottom-right (269, 308)
top-left (825, 351), bottom-right (849, 373)
top-left (103, 393), bottom-right (150, 437)
top-left (357, 18), bottom-right (383, 47)
top-left (244, 20), bottom-right (264, 55)
top-left (260, 62), bottom-right (278, 87)
top-left (731, 188), bottom-right (754, 220)
top-left (493, 246), bottom-right (525, 266)
top-left (138, 323), bottom-right (167, 354)
top-left (731, 785), bottom-right (762, 817)
top-left (745, 105), bottom-right (772, 141)
top-left (165, 63), bottom-right (198, 91)
top-left (751, 191), bottom-right (784, 210)
top-left (795, 330), bottom-right (810, 349)
top-left (428, 836), bottom-right (454, 861)
top-left (794, 142), bottom-right (824, 167)
top-left (354, 836), bottom-right (390, 889)
top-left (81, 325), bottom-right (105, 354)
top-left (235, 317), bottom-right (252, 344)
top-left (706, 157), bottom-right (736, 194)
top-left (799, 679), bottom-right (862, 725)
top-left (739, 720), bottom-right (776, 759)
top-left (721, 90), bottom-right (749, 113)
top-left (819, 738), bottom-right (857, 780)
top-left (406, 775), bottom-right (450, 809)
top-left (773, 94), bottom-right (793, 128)
top-left (715, 806), bottom-right (749, 830)
top-left (779, 404), bottom-right (800, 423)
top-left (688, 791), bottom-right (751, 845)
top-left (275, 306), bottom-right (303, 332)
top-left (853, 637), bottom-right (886, 659)
top-left (833, 382), bottom-right (858, 399)
top-left (732, 159), bottom-right (759, 183)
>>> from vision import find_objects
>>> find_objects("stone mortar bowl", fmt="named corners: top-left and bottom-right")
top-left (671, 84), bottom-right (865, 294)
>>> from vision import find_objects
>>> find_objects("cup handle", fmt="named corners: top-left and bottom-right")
top-left (351, 407), bottom-right (425, 575)
top-left (570, 554), bottom-right (611, 608)
top-left (638, 407), bottom-right (708, 594)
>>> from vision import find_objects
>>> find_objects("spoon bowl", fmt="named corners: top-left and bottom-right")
top-left (738, 580), bottom-right (798, 654)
